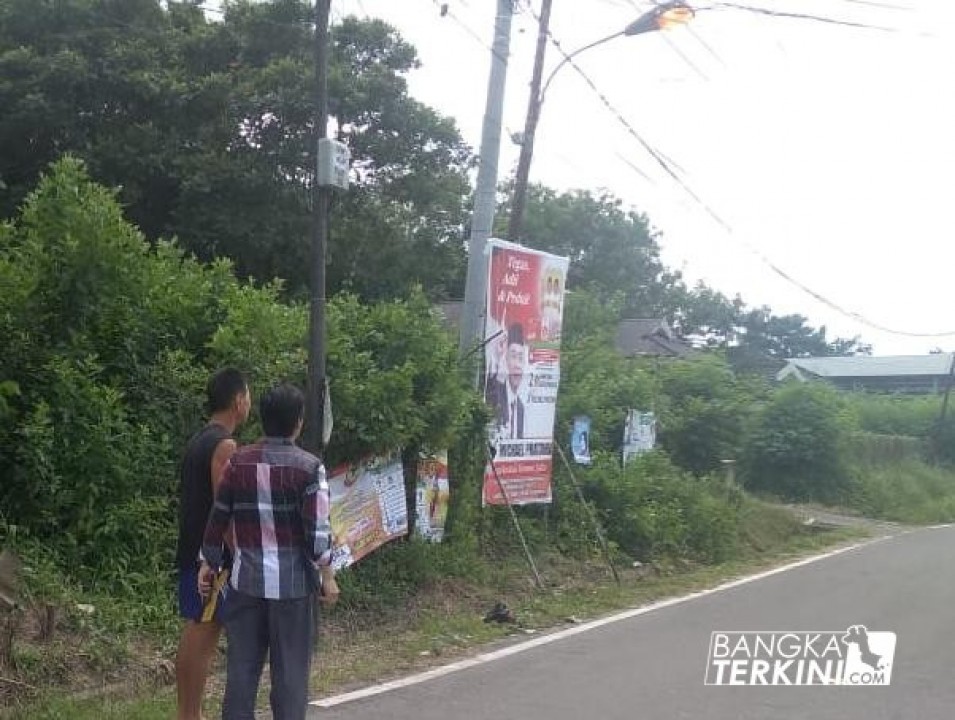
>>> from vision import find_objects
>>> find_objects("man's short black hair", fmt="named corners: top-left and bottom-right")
top-left (206, 368), bottom-right (247, 414)
top-left (260, 383), bottom-right (305, 438)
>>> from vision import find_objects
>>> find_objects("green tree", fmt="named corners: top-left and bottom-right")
top-left (672, 282), bottom-right (745, 347)
top-left (0, 157), bottom-right (218, 581)
top-left (556, 290), bottom-right (657, 455)
top-left (0, 158), bottom-right (478, 592)
top-left (655, 355), bottom-right (767, 476)
top-left (510, 185), bottom-right (684, 318)
top-left (743, 383), bottom-right (856, 502)
top-left (737, 306), bottom-right (869, 359)
top-left (0, 1), bottom-right (473, 298)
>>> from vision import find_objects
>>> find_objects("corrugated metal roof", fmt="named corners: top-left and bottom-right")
top-left (779, 353), bottom-right (955, 379)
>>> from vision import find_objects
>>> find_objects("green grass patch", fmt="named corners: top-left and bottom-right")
top-left (4, 692), bottom-right (175, 720)
top-left (851, 460), bottom-right (955, 524)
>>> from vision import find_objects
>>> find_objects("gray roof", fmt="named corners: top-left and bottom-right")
top-left (778, 353), bottom-right (955, 380)
top-left (615, 319), bottom-right (695, 358)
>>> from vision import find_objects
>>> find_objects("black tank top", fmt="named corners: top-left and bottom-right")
top-left (176, 423), bottom-right (230, 569)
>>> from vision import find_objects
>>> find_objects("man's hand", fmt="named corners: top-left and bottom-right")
top-left (319, 566), bottom-right (340, 606)
top-left (197, 562), bottom-right (215, 599)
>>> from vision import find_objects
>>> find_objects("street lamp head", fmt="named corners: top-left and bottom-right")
top-left (624, 2), bottom-right (695, 36)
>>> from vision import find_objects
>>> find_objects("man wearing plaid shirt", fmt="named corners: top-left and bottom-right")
top-left (200, 383), bottom-right (338, 720)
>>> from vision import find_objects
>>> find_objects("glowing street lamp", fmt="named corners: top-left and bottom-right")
top-left (507, 2), bottom-right (695, 241)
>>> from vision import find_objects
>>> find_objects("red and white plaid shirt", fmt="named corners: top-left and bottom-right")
top-left (202, 438), bottom-right (332, 600)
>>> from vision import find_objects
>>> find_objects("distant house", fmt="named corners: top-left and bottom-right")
top-left (776, 354), bottom-right (955, 394)
top-left (615, 319), bottom-right (695, 359)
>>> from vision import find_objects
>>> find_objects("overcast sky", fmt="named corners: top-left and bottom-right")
top-left (328, 0), bottom-right (954, 355)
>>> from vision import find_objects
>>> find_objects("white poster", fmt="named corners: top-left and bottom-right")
top-left (623, 410), bottom-right (656, 464)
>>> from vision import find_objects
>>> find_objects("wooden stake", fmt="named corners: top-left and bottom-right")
top-left (556, 443), bottom-right (620, 585)
top-left (486, 444), bottom-right (544, 589)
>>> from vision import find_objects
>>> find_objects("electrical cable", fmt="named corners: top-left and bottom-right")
top-left (525, 6), bottom-right (955, 338)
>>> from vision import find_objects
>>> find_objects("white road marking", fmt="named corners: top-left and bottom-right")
top-left (312, 529), bottom-right (941, 708)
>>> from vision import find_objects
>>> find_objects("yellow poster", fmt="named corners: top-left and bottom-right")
top-left (328, 452), bottom-right (407, 569)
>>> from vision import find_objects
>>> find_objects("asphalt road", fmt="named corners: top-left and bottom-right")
top-left (309, 526), bottom-right (955, 719)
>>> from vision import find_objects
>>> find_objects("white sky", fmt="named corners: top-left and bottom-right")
top-left (331, 0), bottom-right (955, 355)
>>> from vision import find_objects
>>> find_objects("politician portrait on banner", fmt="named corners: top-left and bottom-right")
top-left (483, 239), bottom-right (569, 506)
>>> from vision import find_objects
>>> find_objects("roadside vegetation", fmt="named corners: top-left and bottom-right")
top-left (2, 2), bottom-right (954, 715)
top-left (2, 162), bottom-right (950, 716)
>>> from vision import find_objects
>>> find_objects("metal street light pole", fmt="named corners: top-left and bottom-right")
top-left (506, 0), bottom-right (553, 248)
top-left (507, 1), bottom-right (695, 242)
top-left (305, 0), bottom-right (332, 453)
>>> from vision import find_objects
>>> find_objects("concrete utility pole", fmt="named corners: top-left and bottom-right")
top-left (459, 0), bottom-right (515, 362)
top-left (305, 0), bottom-right (332, 453)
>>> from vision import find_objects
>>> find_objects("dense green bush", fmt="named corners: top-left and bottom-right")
top-left (9, 356), bottom-right (173, 587)
top-left (556, 291), bottom-right (657, 456)
top-left (0, 158), bottom-right (479, 599)
top-left (850, 460), bottom-right (955, 524)
top-left (845, 392), bottom-right (939, 437)
top-left (936, 420), bottom-right (955, 466)
top-left (742, 383), bottom-right (856, 503)
top-left (845, 432), bottom-right (927, 467)
top-left (655, 355), bottom-right (768, 476)
top-left (579, 452), bottom-right (740, 564)
top-left (841, 391), bottom-right (955, 464)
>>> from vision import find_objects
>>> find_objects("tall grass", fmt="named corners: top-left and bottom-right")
top-left (850, 460), bottom-right (955, 524)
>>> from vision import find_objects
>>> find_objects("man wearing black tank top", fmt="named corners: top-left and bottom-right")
top-left (175, 368), bottom-right (251, 720)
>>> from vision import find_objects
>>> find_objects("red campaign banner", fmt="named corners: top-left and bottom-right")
top-left (482, 239), bottom-right (569, 506)
top-left (483, 451), bottom-right (553, 506)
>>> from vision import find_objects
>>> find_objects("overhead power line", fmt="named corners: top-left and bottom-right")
top-left (658, 32), bottom-right (709, 81)
top-left (706, 2), bottom-right (903, 33)
top-left (430, 0), bottom-right (509, 65)
top-left (522, 5), bottom-right (955, 338)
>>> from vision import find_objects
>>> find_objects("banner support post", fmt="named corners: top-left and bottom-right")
top-left (555, 443), bottom-right (620, 585)
top-left (486, 444), bottom-right (545, 590)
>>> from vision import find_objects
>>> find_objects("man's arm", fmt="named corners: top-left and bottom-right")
top-left (302, 463), bottom-right (338, 603)
top-left (302, 464), bottom-right (332, 566)
top-left (210, 438), bottom-right (238, 492)
top-left (210, 438), bottom-right (238, 551)
top-left (200, 458), bottom-right (236, 572)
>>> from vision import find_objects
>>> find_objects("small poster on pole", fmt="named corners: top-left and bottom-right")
top-left (415, 452), bottom-right (450, 543)
top-left (623, 410), bottom-right (656, 464)
top-left (571, 416), bottom-right (592, 465)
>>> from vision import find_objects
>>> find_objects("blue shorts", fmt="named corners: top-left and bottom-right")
top-left (178, 565), bottom-right (227, 623)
